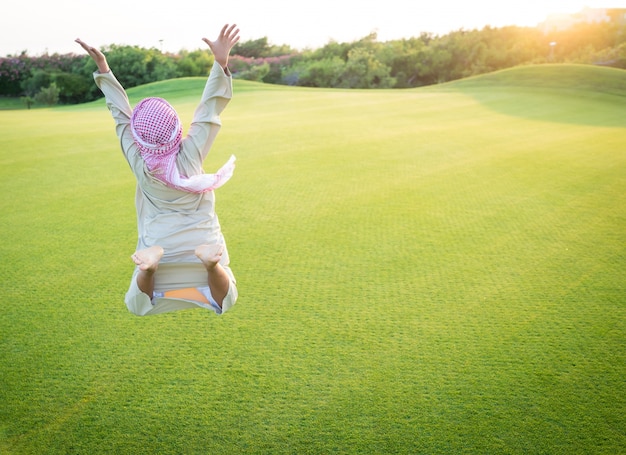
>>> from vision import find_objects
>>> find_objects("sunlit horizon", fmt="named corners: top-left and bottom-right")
top-left (1, 0), bottom-right (623, 56)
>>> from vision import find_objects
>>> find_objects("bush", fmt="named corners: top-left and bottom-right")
top-left (339, 48), bottom-right (395, 88)
top-left (236, 62), bottom-right (270, 82)
top-left (176, 50), bottom-right (214, 77)
top-left (0, 56), bottom-right (28, 96)
top-left (54, 72), bottom-right (91, 104)
top-left (21, 70), bottom-right (52, 97)
top-left (296, 57), bottom-right (345, 87)
top-left (20, 96), bottom-right (34, 109)
top-left (34, 82), bottom-right (59, 106)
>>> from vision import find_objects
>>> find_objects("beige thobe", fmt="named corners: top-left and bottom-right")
top-left (94, 62), bottom-right (237, 316)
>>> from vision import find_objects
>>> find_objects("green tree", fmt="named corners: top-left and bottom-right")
top-left (34, 82), bottom-right (59, 106)
top-left (378, 38), bottom-right (428, 88)
top-left (339, 47), bottom-right (395, 88)
top-left (100, 45), bottom-right (150, 88)
top-left (414, 45), bottom-right (452, 85)
top-left (295, 57), bottom-right (345, 87)
top-left (310, 40), bottom-right (353, 61)
top-left (177, 49), bottom-right (214, 77)
top-left (21, 70), bottom-right (52, 97)
top-left (145, 49), bottom-right (179, 81)
top-left (233, 37), bottom-right (270, 57)
top-left (53, 72), bottom-right (90, 104)
top-left (593, 41), bottom-right (626, 68)
top-left (236, 62), bottom-right (270, 82)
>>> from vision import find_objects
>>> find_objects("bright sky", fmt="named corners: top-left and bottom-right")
top-left (1, 0), bottom-right (623, 56)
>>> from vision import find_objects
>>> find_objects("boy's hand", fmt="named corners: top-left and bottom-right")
top-left (75, 39), bottom-right (110, 73)
top-left (202, 24), bottom-right (240, 69)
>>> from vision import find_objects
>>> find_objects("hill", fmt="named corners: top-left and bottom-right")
top-left (440, 63), bottom-right (626, 96)
top-left (426, 64), bottom-right (626, 127)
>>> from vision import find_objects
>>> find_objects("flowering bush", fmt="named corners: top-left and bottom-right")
top-left (0, 56), bottom-right (29, 95)
top-left (0, 53), bottom-right (87, 96)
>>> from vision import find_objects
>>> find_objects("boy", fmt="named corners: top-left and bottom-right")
top-left (76, 24), bottom-right (240, 316)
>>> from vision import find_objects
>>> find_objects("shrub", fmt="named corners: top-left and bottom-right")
top-left (295, 57), bottom-right (345, 87)
top-left (236, 62), bottom-right (270, 82)
top-left (20, 95), bottom-right (34, 109)
top-left (34, 82), bottom-right (59, 106)
top-left (54, 72), bottom-right (91, 104)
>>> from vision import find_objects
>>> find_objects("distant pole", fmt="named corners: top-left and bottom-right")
top-left (549, 42), bottom-right (557, 62)
top-left (159, 39), bottom-right (164, 53)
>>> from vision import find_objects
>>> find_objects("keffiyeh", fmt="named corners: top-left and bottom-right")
top-left (130, 97), bottom-right (235, 193)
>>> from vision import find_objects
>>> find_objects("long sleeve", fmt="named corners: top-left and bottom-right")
top-left (93, 70), bottom-right (132, 119)
top-left (184, 62), bottom-right (234, 162)
top-left (92, 71), bottom-right (141, 169)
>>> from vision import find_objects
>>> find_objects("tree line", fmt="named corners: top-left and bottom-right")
top-left (1, 20), bottom-right (625, 106)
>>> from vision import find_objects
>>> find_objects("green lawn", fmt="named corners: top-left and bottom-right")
top-left (1, 64), bottom-right (624, 454)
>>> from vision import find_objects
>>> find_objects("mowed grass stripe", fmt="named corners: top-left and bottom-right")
top-left (0, 65), bottom-right (624, 454)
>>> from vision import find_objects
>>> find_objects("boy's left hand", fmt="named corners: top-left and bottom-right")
top-left (75, 39), bottom-right (110, 73)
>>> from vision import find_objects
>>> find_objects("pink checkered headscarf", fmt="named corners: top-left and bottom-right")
top-left (130, 97), bottom-right (235, 193)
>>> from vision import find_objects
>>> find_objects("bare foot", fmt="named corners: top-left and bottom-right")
top-left (195, 244), bottom-right (224, 269)
top-left (131, 245), bottom-right (164, 272)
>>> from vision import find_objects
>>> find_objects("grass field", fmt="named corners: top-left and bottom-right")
top-left (1, 64), bottom-right (624, 454)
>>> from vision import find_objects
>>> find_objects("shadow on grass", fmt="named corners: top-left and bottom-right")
top-left (438, 64), bottom-right (626, 128)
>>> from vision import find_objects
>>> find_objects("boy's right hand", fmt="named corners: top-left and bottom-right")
top-left (202, 24), bottom-right (241, 70)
